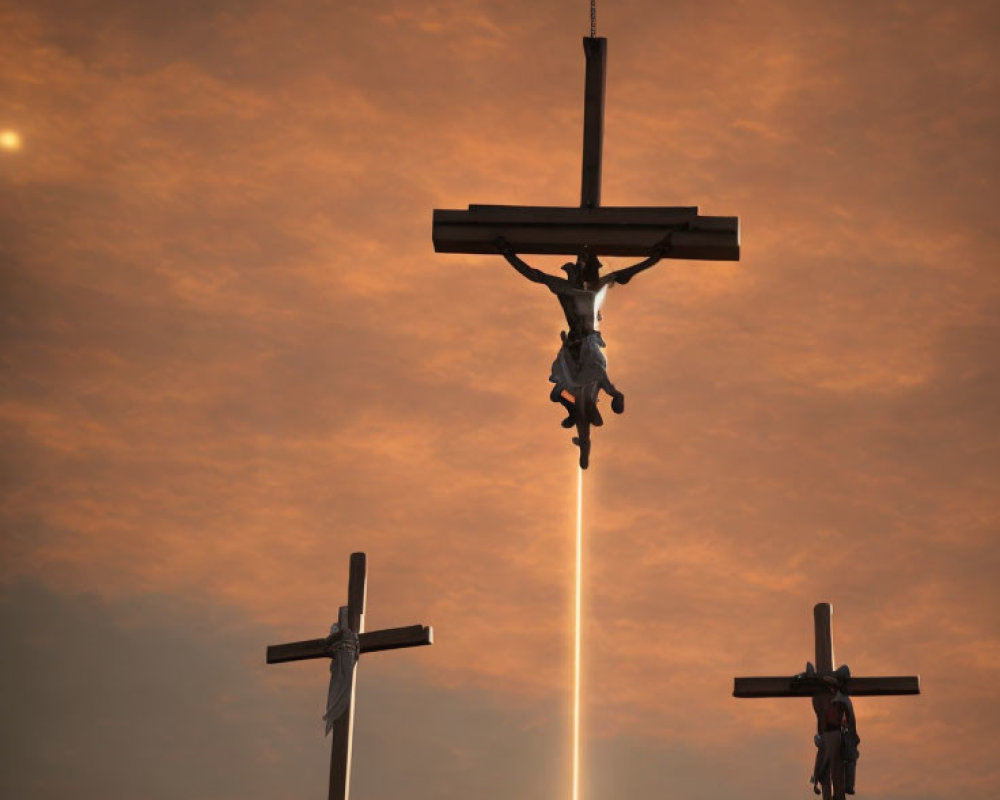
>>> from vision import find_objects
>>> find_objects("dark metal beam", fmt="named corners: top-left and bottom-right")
top-left (359, 625), bottom-right (433, 654)
top-left (580, 36), bottom-right (607, 208)
top-left (347, 552), bottom-right (367, 635)
top-left (265, 626), bottom-right (434, 664)
top-left (814, 602), bottom-right (834, 674)
top-left (432, 205), bottom-right (739, 260)
top-left (733, 675), bottom-right (921, 698)
top-left (267, 638), bottom-right (330, 664)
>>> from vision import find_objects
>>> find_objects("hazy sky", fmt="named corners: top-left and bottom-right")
top-left (1, 1), bottom-right (998, 798)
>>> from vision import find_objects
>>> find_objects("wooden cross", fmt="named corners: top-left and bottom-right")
top-left (432, 36), bottom-right (739, 262)
top-left (734, 603), bottom-right (919, 797)
top-left (733, 602), bottom-right (920, 698)
top-left (267, 552), bottom-right (433, 800)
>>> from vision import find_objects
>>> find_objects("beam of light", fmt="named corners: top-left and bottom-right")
top-left (572, 465), bottom-right (583, 800)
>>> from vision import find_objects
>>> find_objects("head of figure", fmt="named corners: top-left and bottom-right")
top-left (828, 663), bottom-right (851, 694)
top-left (561, 260), bottom-right (585, 286)
top-left (564, 249), bottom-right (602, 289)
top-left (822, 673), bottom-right (846, 696)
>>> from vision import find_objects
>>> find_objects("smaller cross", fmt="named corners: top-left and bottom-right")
top-left (733, 603), bottom-right (919, 798)
top-left (267, 552), bottom-right (433, 800)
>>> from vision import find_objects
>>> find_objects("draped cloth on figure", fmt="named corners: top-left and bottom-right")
top-left (323, 618), bottom-right (360, 735)
top-left (808, 664), bottom-right (860, 800)
top-left (550, 332), bottom-right (608, 396)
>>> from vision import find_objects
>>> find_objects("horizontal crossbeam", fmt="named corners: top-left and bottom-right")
top-left (432, 204), bottom-right (739, 260)
top-left (266, 625), bottom-right (434, 664)
top-left (733, 675), bottom-right (920, 698)
top-left (361, 625), bottom-right (433, 653)
top-left (267, 638), bottom-right (329, 664)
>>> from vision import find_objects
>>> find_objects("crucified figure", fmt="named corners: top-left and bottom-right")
top-left (496, 235), bottom-right (672, 468)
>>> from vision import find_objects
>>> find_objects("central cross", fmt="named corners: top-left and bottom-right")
top-left (432, 36), bottom-right (740, 467)
top-left (433, 36), bottom-right (739, 262)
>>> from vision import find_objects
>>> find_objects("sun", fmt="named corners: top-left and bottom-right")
top-left (0, 130), bottom-right (22, 151)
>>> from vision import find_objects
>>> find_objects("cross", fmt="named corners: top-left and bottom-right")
top-left (733, 603), bottom-right (919, 796)
top-left (432, 36), bottom-right (739, 263)
top-left (267, 552), bottom-right (433, 800)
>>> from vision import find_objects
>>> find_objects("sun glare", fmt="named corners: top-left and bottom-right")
top-left (0, 130), bottom-right (22, 151)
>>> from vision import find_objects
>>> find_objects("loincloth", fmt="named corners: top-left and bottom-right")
top-left (549, 332), bottom-right (607, 390)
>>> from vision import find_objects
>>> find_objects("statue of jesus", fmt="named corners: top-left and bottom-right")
top-left (496, 236), bottom-right (672, 468)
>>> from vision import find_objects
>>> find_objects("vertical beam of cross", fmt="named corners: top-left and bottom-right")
top-left (580, 37), bottom-right (607, 209)
top-left (329, 553), bottom-right (368, 800)
top-left (572, 35), bottom-right (604, 796)
top-left (814, 602), bottom-right (834, 674)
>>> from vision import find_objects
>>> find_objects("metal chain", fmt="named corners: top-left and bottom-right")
top-left (590, 0), bottom-right (597, 37)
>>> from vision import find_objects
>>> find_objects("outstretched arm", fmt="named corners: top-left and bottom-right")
top-left (495, 238), bottom-right (564, 289)
top-left (602, 233), bottom-right (674, 286)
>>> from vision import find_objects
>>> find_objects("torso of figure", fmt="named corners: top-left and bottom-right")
top-left (815, 692), bottom-right (846, 732)
top-left (553, 282), bottom-right (611, 335)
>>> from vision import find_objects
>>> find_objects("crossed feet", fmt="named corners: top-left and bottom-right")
top-left (559, 392), bottom-right (626, 428)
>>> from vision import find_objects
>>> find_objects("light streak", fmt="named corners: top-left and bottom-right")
top-left (572, 465), bottom-right (583, 800)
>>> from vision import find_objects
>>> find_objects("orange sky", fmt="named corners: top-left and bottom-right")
top-left (1, 1), bottom-right (998, 798)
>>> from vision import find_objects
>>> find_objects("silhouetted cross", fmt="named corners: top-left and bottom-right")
top-left (734, 603), bottom-right (919, 796)
top-left (267, 552), bottom-right (433, 800)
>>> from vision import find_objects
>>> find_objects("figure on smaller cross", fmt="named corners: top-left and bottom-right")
top-left (496, 235), bottom-right (672, 468)
top-left (798, 664), bottom-right (860, 799)
top-left (323, 606), bottom-right (360, 735)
